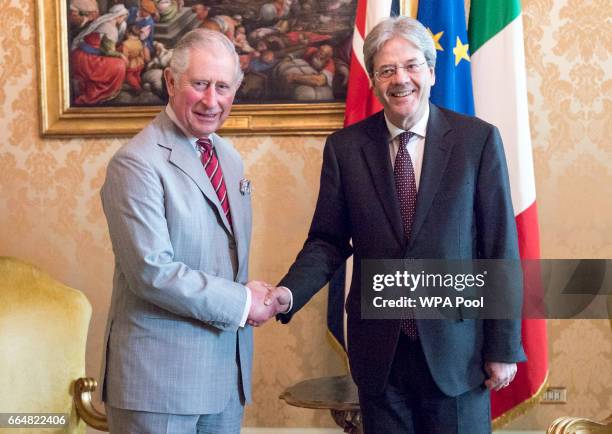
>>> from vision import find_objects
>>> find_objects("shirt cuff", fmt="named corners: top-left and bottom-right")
top-left (279, 286), bottom-right (294, 313)
top-left (239, 285), bottom-right (251, 327)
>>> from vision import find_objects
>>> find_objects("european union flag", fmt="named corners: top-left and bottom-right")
top-left (417, 1), bottom-right (475, 115)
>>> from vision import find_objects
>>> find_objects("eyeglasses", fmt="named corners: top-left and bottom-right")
top-left (373, 61), bottom-right (427, 81)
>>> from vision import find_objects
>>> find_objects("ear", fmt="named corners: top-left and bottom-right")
top-left (430, 66), bottom-right (436, 86)
top-left (164, 68), bottom-right (176, 98)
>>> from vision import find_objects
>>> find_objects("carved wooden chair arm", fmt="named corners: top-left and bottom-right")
top-left (547, 415), bottom-right (612, 434)
top-left (73, 377), bottom-right (109, 432)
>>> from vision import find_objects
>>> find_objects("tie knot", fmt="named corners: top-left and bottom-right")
top-left (196, 138), bottom-right (213, 153)
top-left (399, 131), bottom-right (414, 146)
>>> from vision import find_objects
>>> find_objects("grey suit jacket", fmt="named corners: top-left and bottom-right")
top-left (100, 111), bottom-right (253, 414)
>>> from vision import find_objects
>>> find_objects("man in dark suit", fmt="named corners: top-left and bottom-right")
top-left (265, 16), bottom-right (526, 433)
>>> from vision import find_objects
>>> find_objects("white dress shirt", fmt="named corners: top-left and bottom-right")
top-left (385, 105), bottom-right (430, 192)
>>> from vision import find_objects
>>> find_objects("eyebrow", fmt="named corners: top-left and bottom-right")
top-left (379, 57), bottom-right (422, 67)
top-left (190, 78), bottom-right (231, 85)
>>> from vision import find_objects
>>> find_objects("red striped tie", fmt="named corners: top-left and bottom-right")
top-left (196, 138), bottom-right (232, 229)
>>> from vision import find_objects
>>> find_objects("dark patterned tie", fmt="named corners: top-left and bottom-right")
top-left (394, 131), bottom-right (418, 339)
top-left (196, 138), bottom-right (232, 229)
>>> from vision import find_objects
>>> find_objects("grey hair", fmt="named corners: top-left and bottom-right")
top-left (169, 28), bottom-right (244, 86)
top-left (363, 16), bottom-right (436, 76)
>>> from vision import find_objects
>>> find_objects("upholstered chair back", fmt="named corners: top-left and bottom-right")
top-left (0, 257), bottom-right (91, 433)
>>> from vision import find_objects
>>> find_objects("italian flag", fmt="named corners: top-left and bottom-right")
top-left (469, 0), bottom-right (549, 427)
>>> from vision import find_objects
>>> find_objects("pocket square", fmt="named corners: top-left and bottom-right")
top-left (239, 178), bottom-right (252, 195)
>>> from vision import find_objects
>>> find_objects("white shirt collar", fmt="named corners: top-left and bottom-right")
top-left (384, 104), bottom-right (430, 141)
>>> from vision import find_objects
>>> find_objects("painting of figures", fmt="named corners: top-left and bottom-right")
top-left (67, 0), bottom-right (357, 107)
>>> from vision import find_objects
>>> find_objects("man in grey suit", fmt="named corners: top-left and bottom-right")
top-left (266, 17), bottom-right (525, 433)
top-left (100, 29), bottom-right (286, 433)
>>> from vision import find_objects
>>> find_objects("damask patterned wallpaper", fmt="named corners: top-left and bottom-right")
top-left (0, 0), bottom-right (609, 430)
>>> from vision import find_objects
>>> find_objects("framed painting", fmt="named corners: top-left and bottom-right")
top-left (36, 0), bottom-right (358, 137)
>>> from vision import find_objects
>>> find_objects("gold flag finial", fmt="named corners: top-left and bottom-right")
top-left (400, 0), bottom-right (419, 18)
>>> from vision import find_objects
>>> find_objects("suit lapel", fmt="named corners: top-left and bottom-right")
top-left (360, 112), bottom-right (405, 246)
top-left (156, 112), bottom-right (234, 235)
top-left (213, 134), bottom-right (249, 278)
top-left (407, 104), bottom-right (453, 249)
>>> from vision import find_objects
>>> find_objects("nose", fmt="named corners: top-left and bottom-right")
top-left (200, 85), bottom-right (218, 108)
top-left (391, 66), bottom-right (411, 83)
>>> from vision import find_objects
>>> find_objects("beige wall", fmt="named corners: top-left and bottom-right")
top-left (0, 0), bottom-right (609, 429)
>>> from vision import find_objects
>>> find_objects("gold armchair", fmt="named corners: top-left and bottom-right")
top-left (0, 257), bottom-right (108, 433)
top-left (547, 415), bottom-right (612, 434)
top-left (546, 296), bottom-right (612, 434)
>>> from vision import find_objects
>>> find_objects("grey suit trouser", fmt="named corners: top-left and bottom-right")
top-left (106, 390), bottom-right (244, 434)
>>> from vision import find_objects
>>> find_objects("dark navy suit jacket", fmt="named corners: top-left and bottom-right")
top-left (279, 104), bottom-right (526, 396)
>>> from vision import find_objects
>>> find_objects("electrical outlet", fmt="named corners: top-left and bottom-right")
top-left (541, 387), bottom-right (567, 404)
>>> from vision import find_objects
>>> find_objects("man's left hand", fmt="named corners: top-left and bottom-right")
top-left (484, 362), bottom-right (517, 391)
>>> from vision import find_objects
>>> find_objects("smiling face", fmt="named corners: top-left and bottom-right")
top-left (372, 36), bottom-right (435, 130)
top-left (165, 45), bottom-right (238, 137)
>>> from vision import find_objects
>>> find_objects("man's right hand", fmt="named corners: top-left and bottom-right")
top-left (246, 281), bottom-right (282, 326)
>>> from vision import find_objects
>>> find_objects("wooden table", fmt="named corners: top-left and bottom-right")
top-left (279, 375), bottom-right (363, 434)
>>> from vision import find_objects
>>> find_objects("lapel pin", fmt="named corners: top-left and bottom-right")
top-left (239, 178), bottom-right (252, 195)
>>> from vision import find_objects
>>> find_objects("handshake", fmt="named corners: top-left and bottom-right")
top-left (245, 281), bottom-right (292, 327)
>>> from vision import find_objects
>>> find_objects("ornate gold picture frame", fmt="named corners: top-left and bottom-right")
top-left (36, 0), bottom-right (355, 137)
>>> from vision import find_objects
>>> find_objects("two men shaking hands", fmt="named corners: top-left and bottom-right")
top-left (100, 14), bottom-right (524, 434)
top-left (245, 282), bottom-right (291, 327)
